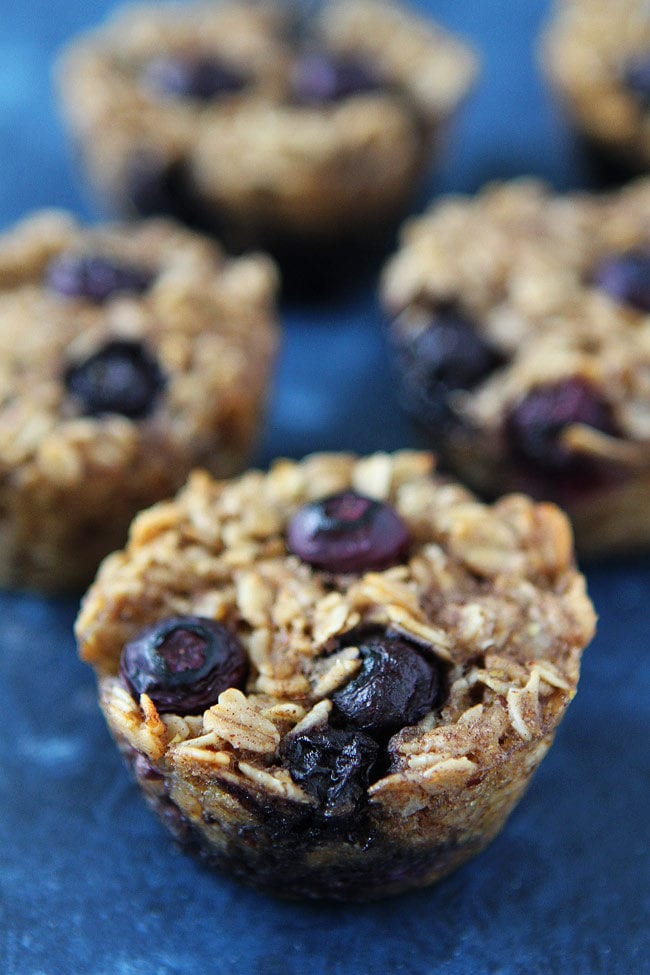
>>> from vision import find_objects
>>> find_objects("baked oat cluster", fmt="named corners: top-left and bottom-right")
top-left (76, 451), bottom-right (595, 901)
top-left (541, 0), bottom-right (650, 169)
top-left (56, 0), bottom-right (477, 259)
top-left (0, 210), bottom-right (278, 592)
top-left (381, 178), bottom-right (650, 555)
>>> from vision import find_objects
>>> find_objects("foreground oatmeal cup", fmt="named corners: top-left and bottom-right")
top-left (76, 451), bottom-right (595, 901)
top-left (0, 211), bottom-right (278, 592)
top-left (381, 178), bottom-right (650, 556)
top-left (55, 0), bottom-right (477, 271)
top-left (541, 0), bottom-right (650, 171)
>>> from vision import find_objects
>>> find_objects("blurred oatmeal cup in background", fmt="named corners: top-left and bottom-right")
top-left (0, 210), bottom-right (279, 592)
top-left (55, 0), bottom-right (479, 288)
top-left (541, 0), bottom-right (650, 173)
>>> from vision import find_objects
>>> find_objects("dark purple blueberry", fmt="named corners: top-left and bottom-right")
top-left (142, 56), bottom-right (247, 100)
top-left (507, 377), bottom-right (617, 473)
top-left (120, 615), bottom-right (248, 715)
top-left (592, 250), bottom-right (650, 312)
top-left (393, 305), bottom-right (504, 427)
top-left (280, 727), bottom-right (379, 819)
top-left (287, 491), bottom-right (410, 573)
top-left (64, 339), bottom-right (165, 419)
top-left (292, 52), bottom-right (382, 105)
top-left (132, 752), bottom-right (163, 784)
top-left (332, 633), bottom-right (444, 737)
top-left (45, 254), bottom-right (153, 304)
top-left (624, 55), bottom-right (650, 107)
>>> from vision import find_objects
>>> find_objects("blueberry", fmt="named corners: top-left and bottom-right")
top-left (280, 727), bottom-right (379, 819)
top-left (592, 250), bottom-right (650, 312)
top-left (624, 55), bottom-right (650, 107)
top-left (64, 339), bottom-right (165, 419)
top-left (46, 254), bottom-right (153, 304)
top-left (120, 615), bottom-right (248, 715)
top-left (393, 305), bottom-right (504, 426)
top-left (332, 633), bottom-right (444, 737)
top-left (142, 56), bottom-right (247, 100)
top-left (287, 491), bottom-right (410, 574)
top-left (132, 752), bottom-right (163, 784)
top-left (507, 377), bottom-right (617, 472)
top-left (292, 53), bottom-right (382, 105)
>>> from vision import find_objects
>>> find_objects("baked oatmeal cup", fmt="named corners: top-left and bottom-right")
top-left (541, 0), bottom-right (650, 171)
top-left (56, 1), bottom-right (477, 278)
top-left (0, 210), bottom-right (278, 592)
top-left (381, 178), bottom-right (650, 556)
top-left (76, 450), bottom-right (595, 901)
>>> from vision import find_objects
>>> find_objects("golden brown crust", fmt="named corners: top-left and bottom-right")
top-left (0, 210), bottom-right (278, 591)
top-left (55, 1), bottom-right (478, 244)
top-left (381, 178), bottom-right (650, 554)
top-left (76, 451), bottom-right (595, 899)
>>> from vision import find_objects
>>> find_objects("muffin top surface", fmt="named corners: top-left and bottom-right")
top-left (0, 211), bottom-right (278, 478)
top-left (76, 451), bottom-right (595, 814)
top-left (59, 0), bottom-right (477, 125)
top-left (382, 179), bottom-right (650, 465)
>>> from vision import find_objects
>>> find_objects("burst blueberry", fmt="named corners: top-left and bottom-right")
top-left (394, 305), bottom-right (503, 426)
top-left (507, 377), bottom-right (617, 472)
top-left (280, 726), bottom-right (379, 819)
top-left (592, 250), bottom-right (650, 313)
top-left (292, 52), bottom-right (382, 105)
top-left (142, 56), bottom-right (247, 100)
top-left (64, 339), bottom-right (165, 419)
top-left (287, 491), bottom-right (410, 573)
top-left (46, 254), bottom-right (153, 303)
top-left (120, 615), bottom-right (248, 715)
top-left (332, 632), bottom-right (444, 737)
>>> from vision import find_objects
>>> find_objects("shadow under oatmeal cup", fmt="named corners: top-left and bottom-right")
top-left (76, 451), bottom-right (595, 901)
top-left (0, 211), bottom-right (278, 592)
top-left (55, 1), bottom-right (478, 283)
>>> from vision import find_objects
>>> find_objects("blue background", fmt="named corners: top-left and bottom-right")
top-left (0, 2), bottom-right (648, 973)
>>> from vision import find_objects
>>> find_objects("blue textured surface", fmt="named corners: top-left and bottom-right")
top-left (0, 2), bottom-right (648, 974)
